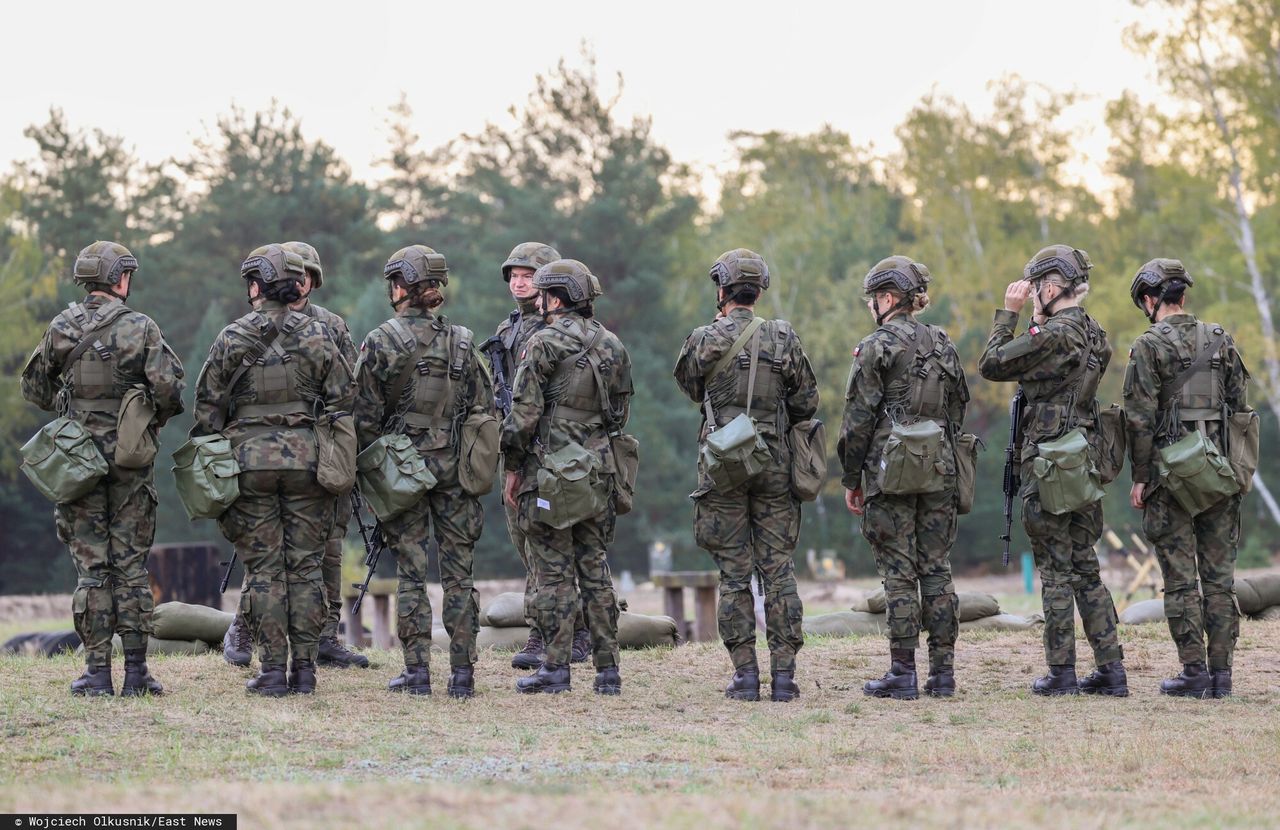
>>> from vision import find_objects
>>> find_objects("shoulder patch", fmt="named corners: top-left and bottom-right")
top-left (853, 345), bottom-right (861, 358)
top-left (1028, 324), bottom-right (1042, 337)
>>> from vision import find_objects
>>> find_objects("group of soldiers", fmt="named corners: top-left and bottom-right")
top-left (21, 235), bottom-right (1252, 703)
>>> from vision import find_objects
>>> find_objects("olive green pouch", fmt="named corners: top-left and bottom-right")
top-left (609, 431), bottom-right (641, 514)
top-left (536, 440), bottom-right (607, 529)
top-left (20, 416), bottom-right (110, 504)
top-left (356, 433), bottom-right (436, 521)
top-left (788, 418), bottom-right (828, 502)
top-left (458, 411), bottom-right (501, 496)
top-left (1097, 404), bottom-right (1127, 485)
top-left (702, 412), bottom-right (772, 493)
top-left (172, 434), bottom-right (241, 520)
top-left (1227, 408), bottom-right (1260, 493)
top-left (878, 419), bottom-right (948, 495)
top-left (954, 432), bottom-right (982, 515)
top-left (1157, 429), bottom-right (1241, 517)
top-left (315, 410), bottom-right (358, 495)
top-left (1032, 427), bottom-right (1104, 515)
top-left (115, 386), bottom-right (158, 469)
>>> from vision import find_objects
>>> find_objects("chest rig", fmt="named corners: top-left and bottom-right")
top-left (61, 300), bottom-right (134, 414)
top-left (381, 316), bottom-right (472, 431)
top-left (705, 317), bottom-right (787, 431)
top-left (1154, 320), bottom-right (1227, 440)
top-left (881, 322), bottom-right (951, 426)
top-left (544, 317), bottom-right (608, 430)
top-left (228, 310), bottom-right (315, 421)
top-left (1024, 314), bottom-right (1104, 439)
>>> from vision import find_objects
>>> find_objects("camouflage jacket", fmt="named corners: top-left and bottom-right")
top-left (673, 306), bottom-right (818, 441)
top-left (501, 313), bottom-right (633, 484)
top-left (353, 307), bottom-right (494, 480)
top-left (837, 314), bottom-right (968, 492)
top-left (298, 298), bottom-right (358, 375)
top-left (490, 299), bottom-right (545, 391)
top-left (1123, 312), bottom-right (1249, 484)
top-left (978, 306), bottom-right (1111, 454)
top-left (22, 294), bottom-right (186, 451)
top-left (191, 300), bottom-right (353, 471)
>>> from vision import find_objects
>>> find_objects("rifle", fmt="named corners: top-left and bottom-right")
top-left (218, 550), bottom-right (237, 594)
top-left (480, 334), bottom-right (514, 418)
top-left (1000, 388), bottom-right (1026, 567)
top-left (349, 485), bottom-right (385, 617)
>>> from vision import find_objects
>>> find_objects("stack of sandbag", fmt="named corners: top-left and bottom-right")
top-left (806, 589), bottom-right (1043, 637)
top-left (1119, 574), bottom-right (1280, 624)
top-left (74, 601), bottom-right (233, 657)
top-left (465, 591), bottom-right (679, 651)
top-left (1118, 598), bottom-right (1165, 625)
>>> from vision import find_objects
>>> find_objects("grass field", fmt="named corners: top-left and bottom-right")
top-left (2, 615), bottom-right (1279, 829)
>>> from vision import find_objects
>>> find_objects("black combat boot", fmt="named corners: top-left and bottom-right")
top-left (594, 666), bottom-right (622, 696)
top-left (289, 659), bottom-right (317, 695)
top-left (571, 628), bottom-right (592, 664)
top-left (317, 636), bottom-right (370, 669)
top-left (1079, 661), bottom-right (1128, 697)
top-left (447, 665), bottom-right (475, 699)
top-left (725, 667), bottom-right (761, 701)
top-left (864, 648), bottom-right (918, 700)
top-left (246, 664), bottom-right (290, 697)
top-left (71, 662), bottom-right (114, 697)
top-left (388, 665), bottom-right (432, 695)
top-left (924, 669), bottom-right (956, 698)
top-left (771, 670), bottom-right (800, 702)
top-left (511, 631), bottom-right (545, 670)
top-left (516, 663), bottom-right (571, 694)
top-left (222, 614), bottom-right (252, 668)
top-left (1210, 667), bottom-right (1232, 699)
top-left (121, 648), bottom-right (163, 697)
top-left (1160, 662), bottom-right (1211, 698)
top-left (1032, 665), bottom-right (1080, 696)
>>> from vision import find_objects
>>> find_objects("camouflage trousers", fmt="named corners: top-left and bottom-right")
top-left (1143, 488), bottom-right (1241, 670)
top-left (381, 483), bottom-right (482, 669)
top-left (1023, 494), bottom-right (1123, 667)
top-left (518, 491), bottom-right (620, 669)
top-left (860, 490), bottom-right (959, 671)
top-left (504, 497), bottom-right (586, 637)
top-left (218, 470), bottom-right (329, 666)
top-left (694, 468), bottom-right (804, 674)
top-left (321, 490), bottom-right (353, 640)
top-left (55, 459), bottom-right (157, 668)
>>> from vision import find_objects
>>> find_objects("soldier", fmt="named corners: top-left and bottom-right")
top-left (673, 249), bottom-right (819, 703)
top-left (353, 245), bottom-right (493, 698)
top-left (978, 244), bottom-right (1128, 697)
top-left (192, 244), bottom-right (353, 696)
top-left (838, 256), bottom-right (968, 700)
top-left (1125, 259), bottom-right (1249, 698)
top-left (501, 259), bottom-right (632, 695)
top-left (222, 241), bottom-right (368, 670)
top-left (21, 241), bottom-right (185, 696)
top-left (484, 242), bottom-right (592, 670)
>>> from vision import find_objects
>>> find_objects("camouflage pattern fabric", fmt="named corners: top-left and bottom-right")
top-left (501, 313), bottom-right (633, 668)
top-left (979, 305), bottom-right (1123, 667)
top-left (673, 307), bottom-right (819, 673)
top-left (193, 300), bottom-right (353, 666)
top-left (22, 294), bottom-right (185, 668)
top-left (1124, 312), bottom-right (1249, 670)
top-left (354, 307), bottom-right (493, 669)
top-left (838, 313), bottom-right (967, 670)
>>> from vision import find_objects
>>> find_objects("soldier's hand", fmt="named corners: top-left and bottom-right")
top-left (845, 487), bottom-right (864, 516)
top-left (1130, 482), bottom-right (1147, 510)
top-left (1004, 281), bottom-right (1032, 313)
top-left (504, 471), bottom-right (521, 509)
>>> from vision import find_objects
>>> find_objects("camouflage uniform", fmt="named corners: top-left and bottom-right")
top-left (502, 314), bottom-right (632, 670)
top-left (979, 305), bottom-right (1123, 669)
top-left (673, 306), bottom-right (819, 675)
top-left (22, 293), bottom-right (185, 672)
top-left (192, 300), bottom-right (353, 669)
top-left (354, 307), bottom-right (493, 671)
top-left (1125, 313), bottom-right (1248, 672)
top-left (838, 314), bottom-right (968, 675)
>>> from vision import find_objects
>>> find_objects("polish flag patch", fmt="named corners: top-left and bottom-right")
top-left (1028, 324), bottom-right (1042, 337)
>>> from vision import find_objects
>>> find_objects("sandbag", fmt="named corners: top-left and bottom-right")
top-left (804, 611), bottom-right (889, 637)
top-left (1119, 598), bottom-right (1166, 625)
top-left (479, 592), bottom-right (526, 628)
top-left (477, 625), bottom-right (532, 651)
top-left (1251, 605), bottom-right (1280, 621)
top-left (850, 590), bottom-right (887, 614)
top-left (849, 589), bottom-right (999, 622)
top-left (1235, 580), bottom-right (1263, 616)
top-left (96, 635), bottom-right (212, 656)
top-left (1237, 574), bottom-right (1280, 615)
top-left (0, 631), bottom-right (77, 657)
top-left (618, 612), bottom-right (679, 648)
top-left (151, 601), bottom-right (235, 644)
top-left (958, 613), bottom-right (1043, 632)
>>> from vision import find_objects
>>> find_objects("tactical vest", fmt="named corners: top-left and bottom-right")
top-left (62, 300), bottom-right (135, 414)
top-left (882, 322), bottom-right (951, 426)
top-left (381, 316), bottom-right (472, 431)
top-left (544, 318), bottom-right (608, 429)
top-left (228, 310), bottom-right (316, 422)
top-left (1154, 320), bottom-right (1226, 434)
top-left (1026, 314), bottom-right (1105, 435)
top-left (705, 318), bottom-right (786, 431)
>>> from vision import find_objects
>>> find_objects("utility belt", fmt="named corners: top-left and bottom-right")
top-left (549, 403), bottom-right (605, 426)
top-left (66, 397), bottom-right (122, 413)
top-left (233, 401), bottom-right (312, 419)
top-left (714, 403), bottom-right (781, 429)
top-left (401, 411), bottom-right (454, 430)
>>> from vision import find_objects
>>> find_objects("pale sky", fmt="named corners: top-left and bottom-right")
top-left (0, 0), bottom-right (1165, 192)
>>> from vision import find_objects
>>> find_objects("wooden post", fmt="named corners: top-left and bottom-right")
top-left (372, 594), bottom-right (392, 649)
top-left (662, 587), bottom-right (689, 643)
top-left (693, 585), bottom-right (718, 643)
top-left (148, 542), bottom-right (223, 608)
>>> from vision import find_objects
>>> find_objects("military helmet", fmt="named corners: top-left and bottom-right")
top-left (1130, 258), bottom-right (1193, 309)
top-left (282, 241), bottom-right (323, 286)
top-left (383, 245), bottom-right (449, 287)
top-left (863, 255), bottom-right (930, 296)
top-left (73, 241), bottom-right (138, 288)
top-left (502, 242), bottom-right (560, 282)
top-left (532, 259), bottom-right (603, 304)
top-left (1022, 244), bottom-right (1093, 286)
top-left (241, 244), bottom-right (308, 285)
top-left (709, 248), bottom-right (770, 291)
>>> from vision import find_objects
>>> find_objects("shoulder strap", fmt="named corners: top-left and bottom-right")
top-left (383, 322), bottom-right (445, 428)
top-left (540, 321), bottom-right (605, 445)
top-left (60, 301), bottom-right (131, 379)
top-left (217, 320), bottom-right (282, 430)
top-left (704, 323), bottom-right (765, 428)
top-left (706, 317), bottom-right (765, 382)
top-left (1165, 323), bottom-right (1227, 402)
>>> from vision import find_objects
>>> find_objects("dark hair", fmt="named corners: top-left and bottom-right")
top-left (392, 276), bottom-right (445, 311)
top-left (254, 277), bottom-right (303, 304)
top-left (1142, 278), bottom-right (1188, 307)
top-left (546, 287), bottom-right (593, 317)
top-left (725, 284), bottom-right (760, 306)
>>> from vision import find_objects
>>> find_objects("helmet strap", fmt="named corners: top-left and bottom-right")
top-left (1144, 285), bottom-right (1171, 324)
top-left (874, 292), bottom-right (912, 326)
